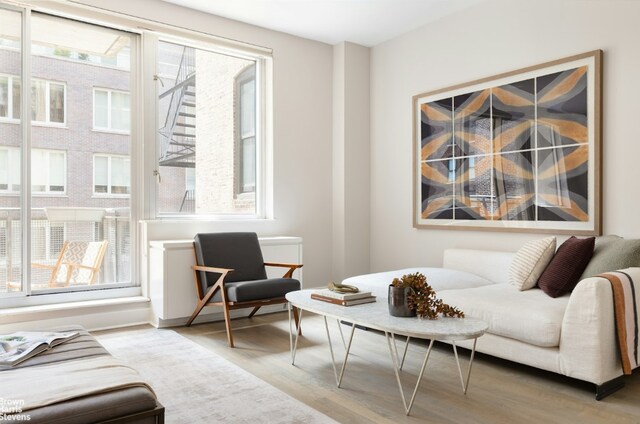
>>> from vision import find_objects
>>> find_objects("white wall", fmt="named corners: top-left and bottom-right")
top-left (59, 0), bottom-right (334, 287)
top-left (332, 42), bottom-right (371, 281)
top-left (369, 0), bottom-right (640, 272)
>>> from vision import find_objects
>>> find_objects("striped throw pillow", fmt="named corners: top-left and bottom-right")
top-left (509, 237), bottom-right (556, 291)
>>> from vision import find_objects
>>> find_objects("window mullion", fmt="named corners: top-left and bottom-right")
top-left (21, 8), bottom-right (32, 294)
top-left (107, 156), bottom-right (112, 194)
top-left (45, 81), bottom-right (50, 123)
top-left (7, 76), bottom-right (13, 120)
top-left (107, 91), bottom-right (112, 130)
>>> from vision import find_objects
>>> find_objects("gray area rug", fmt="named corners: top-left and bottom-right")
top-left (97, 328), bottom-right (336, 424)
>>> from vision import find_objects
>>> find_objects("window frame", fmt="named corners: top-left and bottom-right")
top-left (153, 35), bottom-right (269, 219)
top-left (93, 153), bottom-right (131, 197)
top-left (92, 87), bottom-right (131, 134)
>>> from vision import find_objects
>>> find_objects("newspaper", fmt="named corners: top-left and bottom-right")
top-left (0, 331), bottom-right (79, 367)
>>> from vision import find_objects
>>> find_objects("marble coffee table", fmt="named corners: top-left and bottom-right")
top-left (286, 289), bottom-right (488, 415)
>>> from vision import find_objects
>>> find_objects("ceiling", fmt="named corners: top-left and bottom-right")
top-left (161, 0), bottom-right (485, 47)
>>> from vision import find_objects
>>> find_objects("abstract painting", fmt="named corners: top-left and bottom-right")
top-left (414, 50), bottom-right (602, 234)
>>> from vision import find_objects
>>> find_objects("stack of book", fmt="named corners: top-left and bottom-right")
top-left (311, 288), bottom-right (376, 306)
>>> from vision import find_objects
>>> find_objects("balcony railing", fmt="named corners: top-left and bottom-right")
top-left (0, 207), bottom-right (130, 293)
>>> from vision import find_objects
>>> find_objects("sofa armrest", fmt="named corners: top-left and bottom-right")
top-left (559, 267), bottom-right (640, 384)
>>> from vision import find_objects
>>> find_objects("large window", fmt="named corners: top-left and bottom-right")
top-left (94, 88), bottom-right (130, 132)
top-left (0, 9), bottom-right (135, 299)
top-left (94, 154), bottom-right (130, 195)
top-left (0, 75), bottom-right (64, 124)
top-left (156, 40), bottom-right (263, 216)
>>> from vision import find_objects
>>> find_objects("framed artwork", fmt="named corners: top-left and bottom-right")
top-left (413, 50), bottom-right (602, 235)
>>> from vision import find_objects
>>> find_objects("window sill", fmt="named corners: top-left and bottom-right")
top-left (0, 120), bottom-right (68, 128)
top-left (0, 193), bottom-right (68, 197)
top-left (91, 194), bottom-right (130, 199)
top-left (151, 215), bottom-right (270, 222)
top-left (0, 296), bottom-right (149, 318)
top-left (0, 296), bottom-right (150, 331)
top-left (32, 122), bottom-right (68, 129)
top-left (92, 128), bottom-right (131, 135)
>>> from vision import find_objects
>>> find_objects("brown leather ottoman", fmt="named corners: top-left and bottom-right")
top-left (0, 325), bottom-right (164, 424)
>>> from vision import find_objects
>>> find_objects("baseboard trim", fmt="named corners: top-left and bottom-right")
top-left (154, 303), bottom-right (287, 328)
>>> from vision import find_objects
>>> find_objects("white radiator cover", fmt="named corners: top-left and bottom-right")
top-left (148, 237), bottom-right (303, 327)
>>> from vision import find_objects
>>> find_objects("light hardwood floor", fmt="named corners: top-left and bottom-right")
top-left (103, 312), bottom-right (640, 423)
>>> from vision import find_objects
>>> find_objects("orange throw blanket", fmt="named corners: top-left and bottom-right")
top-left (598, 271), bottom-right (639, 374)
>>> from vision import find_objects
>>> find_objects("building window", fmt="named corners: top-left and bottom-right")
top-left (0, 148), bottom-right (21, 192)
top-left (94, 154), bottom-right (130, 195)
top-left (0, 75), bottom-right (20, 120)
top-left (32, 149), bottom-right (66, 193)
top-left (94, 88), bottom-right (130, 132)
top-left (235, 64), bottom-right (256, 195)
top-left (0, 148), bottom-right (66, 194)
top-left (0, 75), bottom-right (65, 124)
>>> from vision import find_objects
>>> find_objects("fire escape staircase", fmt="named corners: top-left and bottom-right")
top-left (159, 46), bottom-right (196, 168)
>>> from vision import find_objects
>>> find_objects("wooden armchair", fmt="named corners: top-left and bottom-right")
top-left (186, 232), bottom-right (303, 347)
top-left (33, 240), bottom-right (109, 288)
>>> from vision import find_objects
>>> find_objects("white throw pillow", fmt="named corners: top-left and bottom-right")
top-left (509, 237), bottom-right (556, 291)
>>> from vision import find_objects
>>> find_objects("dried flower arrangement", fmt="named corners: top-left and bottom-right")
top-left (390, 272), bottom-right (464, 319)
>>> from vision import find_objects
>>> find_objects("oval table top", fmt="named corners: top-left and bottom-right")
top-left (286, 289), bottom-right (488, 341)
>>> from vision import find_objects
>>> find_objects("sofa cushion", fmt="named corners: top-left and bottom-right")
top-left (537, 236), bottom-right (595, 298)
top-left (580, 238), bottom-right (640, 279)
top-left (438, 284), bottom-right (570, 347)
top-left (509, 237), bottom-right (556, 291)
top-left (342, 267), bottom-right (495, 298)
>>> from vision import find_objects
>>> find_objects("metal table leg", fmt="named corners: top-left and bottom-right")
top-left (289, 303), bottom-right (303, 365)
top-left (452, 338), bottom-right (478, 394)
top-left (386, 331), bottom-right (435, 415)
top-left (324, 316), bottom-right (356, 387)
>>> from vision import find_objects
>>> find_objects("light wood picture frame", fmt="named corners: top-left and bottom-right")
top-left (413, 50), bottom-right (602, 235)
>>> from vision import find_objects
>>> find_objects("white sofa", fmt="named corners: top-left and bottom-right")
top-left (342, 248), bottom-right (640, 399)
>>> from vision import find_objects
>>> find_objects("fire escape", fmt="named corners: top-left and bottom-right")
top-left (158, 46), bottom-right (196, 211)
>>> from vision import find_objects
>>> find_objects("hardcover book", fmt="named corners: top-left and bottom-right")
top-left (312, 288), bottom-right (373, 301)
top-left (310, 293), bottom-right (376, 306)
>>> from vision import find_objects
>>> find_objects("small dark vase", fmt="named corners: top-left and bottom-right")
top-left (388, 285), bottom-right (416, 317)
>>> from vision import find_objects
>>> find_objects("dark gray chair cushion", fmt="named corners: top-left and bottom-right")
top-left (211, 278), bottom-right (301, 302)
top-left (194, 232), bottom-right (300, 303)
top-left (195, 233), bottom-right (268, 292)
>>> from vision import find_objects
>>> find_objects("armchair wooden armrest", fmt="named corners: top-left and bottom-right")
top-left (264, 262), bottom-right (303, 278)
top-left (192, 265), bottom-right (234, 274)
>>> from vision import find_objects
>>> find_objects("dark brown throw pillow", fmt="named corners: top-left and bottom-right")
top-left (537, 236), bottom-right (595, 298)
